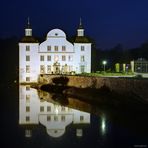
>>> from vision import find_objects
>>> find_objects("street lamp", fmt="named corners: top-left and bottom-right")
top-left (102, 60), bottom-right (107, 72)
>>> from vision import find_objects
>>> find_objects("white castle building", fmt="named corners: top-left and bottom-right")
top-left (19, 19), bottom-right (92, 83)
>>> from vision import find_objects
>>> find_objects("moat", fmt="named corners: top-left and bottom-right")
top-left (1, 76), bottom-right (148, 148)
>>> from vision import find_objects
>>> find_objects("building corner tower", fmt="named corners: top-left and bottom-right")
top-left (74, 18), bottom-right (91, 73)
top-left (19, 18), bottom-right (39, 83)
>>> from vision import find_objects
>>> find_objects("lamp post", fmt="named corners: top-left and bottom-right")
top-left (102, 60), bottom-right (107, 72)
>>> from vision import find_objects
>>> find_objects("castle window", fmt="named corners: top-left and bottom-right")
top-left (26, 116), bottom-right (30, 122)
top-left (62, 46), bottom-right (66, 51)
top-left (26, 65), bottom-right (30, 73)
top-left (54, 46), bottom-right (58, 51)
top-left (54, 55), bottom-right (59, 62)
top-left (47, 55), bottom-right (51, 61)
top-left (61, 115), bottom-right (65, 122)
top-left (40, 65), bottom-right (45, 73)
top-left (68, 55), bottom-right (73, 61)
top-left (26, 106), bottom-right (30, 112)
top-left (40, 106), bottom-right (44, 112)
top-left (81, 56), bottom-right (85, 62)
top-left (54, 116), bottom-right (58, 121)
top-left (26, 86), bottom-right (30, 91)
top-left (47, 65), bottom-right (51, 73)
top-left (81, 46), bottom-right (85, 51)
top-left (61, 106), bottom-right (65, 112)
top-left (26, 45), bottom-right (30, 51)
top-left (26, 77), bottom-right (30, 82)
top-left (47, 116), bottom-right (51, 121)
top-left (26, 95), bottom-right (30, 102)
top-left (62, 55), bottom-right (66, 61)
top-left (26, 55), bottom-right (30, 61)
top-left (47, 106), bottom-right (51, 112)
top-left (80, 116), bottom-right (84, 122)
top-left (40, 55), bottom-right (44, 61)
top-left (47, 46), bottom-right (51, 51)
top-left (80, 65), bottom-right (85, 73)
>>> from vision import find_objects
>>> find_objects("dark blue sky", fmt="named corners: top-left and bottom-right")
top-left (1, 0), bottom-right (148, 49)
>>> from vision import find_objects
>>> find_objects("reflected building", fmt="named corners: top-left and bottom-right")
top-left (19, 85), bottom-right (90, 138)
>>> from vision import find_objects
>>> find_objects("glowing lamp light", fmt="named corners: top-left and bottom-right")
top-left (102, 60), bottom-right (107, 72)
top-left (102, 61), bottom-right (107, 65)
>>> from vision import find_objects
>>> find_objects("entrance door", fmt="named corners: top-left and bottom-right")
top-left (53, 62), bottom-right (60, 74)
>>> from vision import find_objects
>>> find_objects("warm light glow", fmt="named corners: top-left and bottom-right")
top-left (55, 106), bottom-right (59, 114)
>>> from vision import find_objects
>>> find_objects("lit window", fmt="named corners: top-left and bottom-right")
top-left (47, 55), bottom-right (51, 61)
top-left (68, 55), bottom-right (73, 61)
top-left (80, 116), bottom-right (84, 122)
top-left (54, 46), bottom-right (58, 51)
top-left (62, 55), bottom-right (66, 61)
top-left (54, 116), bottom-right (58, 121)
top-left (47, 46), bottom-right (51, 51)
top-left (40, 106), bottom-right (44, 112)
top-left (81, 56), bottom-right (85, 62)
top-left (26, 86), bottom-right (30, 90)
top-left (26, 106), bottom-right (30, 112)
top-left (26, 77), bottom-right (30, 82)
top-left (26, 95), bottom-right (30, 102)
top-left (47, 116), bottom-right (51, 121)
top-left (54, 55), bottom-right (59, 62)
top-left (26, 116), bottom-right (30, 122)
top-left (80, 65), bottom-right (85, 73)
top-left (47, 106), bottom-right (51, 112)
top-left (61, 106), bottom-right (65, 112)
top-left (40, 65), bottom-right (45, 73)
top-left (26, 55), bottom-right (30, 61)
top-left (62, 46), bottom-right (66, 51)
top-left (26, 65), bottom-right (30, 73)
top-left (61, 115), bottom-right (65, 122)
top-left (40, 55), bottom-right (44, 61)
top-left (47, 65), bottom-right (51, 73)
top-left (26, 45), bottom-right (30, 51)
top-left (81, 46), bottom-right (85, 51)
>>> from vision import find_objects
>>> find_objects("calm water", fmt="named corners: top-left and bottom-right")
top-left (1, 83), bottom-right (148, 148)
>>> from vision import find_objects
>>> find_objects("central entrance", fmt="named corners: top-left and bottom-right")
top-left (53, 62), bottom-right (60, 74)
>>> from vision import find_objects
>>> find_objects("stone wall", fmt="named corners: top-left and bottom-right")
top-left (38, 75), bottom-right (148, 100)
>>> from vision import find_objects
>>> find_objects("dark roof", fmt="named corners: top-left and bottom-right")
top-left (74, 36), bottom-right (91, 43)
top-left (20, 36), bottom-right (39, 43)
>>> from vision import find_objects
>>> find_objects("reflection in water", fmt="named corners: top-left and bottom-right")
top-left (19, 85), bottom-right (90, 138)
top-left (101, 115), bottom-right (106, 136)
top-left (18, 84), bottom-right (148, 147)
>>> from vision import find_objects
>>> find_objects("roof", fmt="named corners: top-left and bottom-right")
top-left (74, 36), bottom-right (91, 43)
top-left (20, 36), bottom-right (39, 43)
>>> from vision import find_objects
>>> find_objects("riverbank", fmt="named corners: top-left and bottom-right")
top-left (36, 75), bottom-right (148, 102)
top-left (28, 75), bottom-right (148, 107)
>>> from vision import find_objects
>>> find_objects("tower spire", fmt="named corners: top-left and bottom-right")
top-left (25, 17), bottom-right (32, 36)
top-left (77, 17), bottom-right (84, 36)
top-left (79, 17), bottom-right (83, 29)
top-left (27, 17), bottom-right (30, 28)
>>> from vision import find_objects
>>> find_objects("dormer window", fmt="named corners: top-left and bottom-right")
top-left (55, 33), bottom-right (58, 36)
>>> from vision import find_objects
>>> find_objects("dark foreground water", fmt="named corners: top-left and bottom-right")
top-left (1, 83), bottom-right (148, 148)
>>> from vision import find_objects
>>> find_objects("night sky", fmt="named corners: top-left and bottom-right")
top-left (1, 0), bottom-right (148, 49)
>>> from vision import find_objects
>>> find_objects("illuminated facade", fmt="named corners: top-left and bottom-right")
top-left (19, 19), bottom-right (91, 83)
top-left (19, 85), bottom-right (90, 138)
